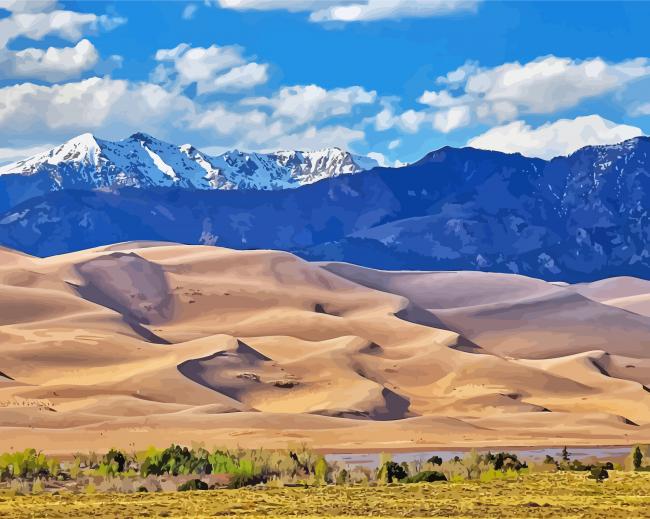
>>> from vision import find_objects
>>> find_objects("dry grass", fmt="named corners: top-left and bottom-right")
top-left (1, 472), bottom-right (650, 518)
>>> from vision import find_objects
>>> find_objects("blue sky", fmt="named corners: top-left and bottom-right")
top-left (2, 0), bottom-right (650, 165)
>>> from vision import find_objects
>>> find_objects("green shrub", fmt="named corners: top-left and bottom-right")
top-left (588, 466), bottom-right (608, 483)
top-left (314, 456), bottom-right (329, 484)
top-left (377, 461), bottom-right (408, 483)
top-left (335, 468), bottom-right (349, 485)
top-left (404, 470), bottom-right (446, 483)
top-left (141, 445), bottom-right (212, 477)
top-left (177, 479), bottom-right (208, 491)
top-left (633, 446), bottom-right (644, 471)
top-left (0, 449), bottom-right (58, 480)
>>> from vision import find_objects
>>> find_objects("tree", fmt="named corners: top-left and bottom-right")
top-left (177, 479), bottom-right (208, 491)
top-left (633, 446), bottom-right (643, 471)
top-left (561, 446), bottom-right (570, 462)
top-left (314, 456), bottom-right (329, 484)
top-left (378, 461), bottom-right (407, 483)
top-left (588, 466), bottom-right (608, 483)
top-left (427, 455), bottom-right (443, 466)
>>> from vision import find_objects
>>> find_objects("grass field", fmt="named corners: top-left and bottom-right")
top-left (1, 472), bottom-right (650, 518)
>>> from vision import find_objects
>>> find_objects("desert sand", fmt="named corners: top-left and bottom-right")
top-left (0, 242), bottom-right (649, 454)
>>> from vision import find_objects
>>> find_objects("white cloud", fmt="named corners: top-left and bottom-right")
top-left (0, 0), bottom-right (58, 13)
top-left (155, 43), bottom-right (244, 82)
top-left (467, 115), bottom-right (643, 159)
top-left (0, 2), bottom-right (124, 81)
top-left (208, 62), bottom-right (268, 92)
top-left (0, 74), bottom-right (371, 155)
top-left (418, 89), bottom-right (468, 108)
top-left (259, 124), bottom-right (366, 152)
top-left (244, 84), bottom-right (376, 125)
top-left (388, 138), bottom-right (400, 150)
top-left (374, 105), bottom-right (427, 133)
top-left (418, 56), bottom-right (650, 131)
top-left (0, 77), bottom-right (195, 142)
top-left (154, 43), bottom-right (268, 94)
top-left (0, 142), bottom-right (56, 165)
top-left (367, 151), bottom-right (388, 166)
top-left (182, 3), bottom-right (198, 19)
top-left (0, 9), bottom-right (125, 48)
top-left (433, 105), bottom-right (470, 133)
top-left (310, 0), bottom-right (478, 22)
top-left (630, 102), bottom-right (650, 116)
top-left (0, 39), bottom-right (99, 81)
top-left (217, 0), bottom-right (479, 22)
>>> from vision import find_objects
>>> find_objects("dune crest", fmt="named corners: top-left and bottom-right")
top-left (0, 242), bottom-right (649, 452)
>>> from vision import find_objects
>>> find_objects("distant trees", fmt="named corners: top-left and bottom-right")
top-left (588, 466), bottom-right (609, 483)
top-left (561, 446), bottom-right (570, 462)
top-left (633, 446), bottom-right (643, 471)
top-left (377, 461), bottom-right (408, 483)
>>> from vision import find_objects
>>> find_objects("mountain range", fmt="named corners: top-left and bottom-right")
top-left (1, 132), bottom-right (650, 282)
top-left (0, 132), bottom-right (378, 211)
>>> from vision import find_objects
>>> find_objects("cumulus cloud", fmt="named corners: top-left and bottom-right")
top-left (0, 77), bottom-right (195, 141)
top-left (417, 56), bottom-right (650, 132)
top-left (0, 142), bottom-right (56, 166)
top-left (0, 39), bottom-right (99, 81)
top-left (154, 43), bottom-right (268, 94)
top-left (217, 0), bottom-right (479, 22)
top-left (310, 0), bottom-right (478, 22)
top-left (244, 84), bottom-right (376, 125)
top-left (207, 62), bottom-right (268, 92)
top-left (433, 105), bottom-right (470, 133)
top-left (467, 115), bottom-right (643, 159)
top-left (367, 151), bottom-right (388, 166)
top-left (374, 105), bottom-right (427, 133)
top-left (182, 3), bottom-right (198, 19)
top-left (0, 1), bottom-right (124, 81)
top-left (0, 0), bottom-right (58, 13)
top-left (0, 74), bottom-right (373, 155)
top-left (0, 8), bottom-right (125, 47)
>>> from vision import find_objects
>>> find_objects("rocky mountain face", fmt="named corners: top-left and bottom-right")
top-left (0, 132), bottom-right (378, 211)
top-left (1, 136), bottom-right (650, 282)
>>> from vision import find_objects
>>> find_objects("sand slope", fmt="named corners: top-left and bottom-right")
top-left (0, 244), bottom-right (649, 453)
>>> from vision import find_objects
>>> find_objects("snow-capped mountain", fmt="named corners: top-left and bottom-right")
top-left (0, 133), bottom-right (379, 209)
top-left (4, 135), bottom-right (650, 282)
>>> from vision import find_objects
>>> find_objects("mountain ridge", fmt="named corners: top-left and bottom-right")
top-left (2, 135), bottom-right (650, 282)
top-left (0, 132), bottom-right (379, 211)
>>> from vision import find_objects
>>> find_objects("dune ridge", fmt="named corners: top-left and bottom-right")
top-left (0, 242), bottom-right (649, 453)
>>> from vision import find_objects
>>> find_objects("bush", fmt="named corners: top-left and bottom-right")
top-left (141, 445), bottom-right (212, 477)
top-left (314, 456), bottom-right (329, 484)
top-left (588, 466), bottom-right (608, 483)
top-left (378, 461), bottom-right (408, 483)
top-left (484, 452), bottom-right (526, 471)
top-left (404, 470), bottom-right (447, 483)
top-left (335, 468), bottom-right (349, 485)
top-left (177, 479), bottom-right (208, 491)
top-left (0, 449), bottom-right (58, 481)
top-left (97, 449), bottom-right (128, 477)
top-left (633, 446), bottom-right (644, 471)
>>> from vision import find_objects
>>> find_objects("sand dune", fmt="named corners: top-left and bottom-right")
top-left (0, 243), bottom-right (649, 453)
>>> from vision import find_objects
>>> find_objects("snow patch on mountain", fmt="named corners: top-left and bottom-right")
top-left (0, 133), bottom-right (379, 192)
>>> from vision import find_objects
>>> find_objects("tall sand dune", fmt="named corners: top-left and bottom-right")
top-left (0, 243), bottom-right (648, 453)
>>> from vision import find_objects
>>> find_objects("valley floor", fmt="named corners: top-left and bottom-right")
top-left (2, 472), bottom-right (650, 518)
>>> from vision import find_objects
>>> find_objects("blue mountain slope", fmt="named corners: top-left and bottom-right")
top-left (2, 137), bottom-right (650, 282)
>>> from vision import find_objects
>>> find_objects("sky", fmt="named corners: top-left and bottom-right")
top-left (2, 0), bottom-right (650, 166)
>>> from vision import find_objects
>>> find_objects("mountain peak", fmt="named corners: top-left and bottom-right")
top-left (0, 132), bottom-right (379, 197)
top-left (128, 132), bottom-right (158, 143)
